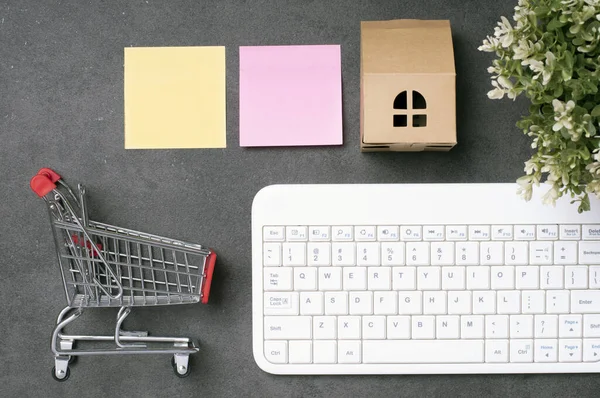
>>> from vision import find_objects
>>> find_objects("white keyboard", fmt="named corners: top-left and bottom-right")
top-left (251, 184), bottom-right (600, 374)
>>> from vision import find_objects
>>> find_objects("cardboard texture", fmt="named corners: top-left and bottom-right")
top-left (360, 20), bottom-right (457, 152)
top-left (124, 46), bottom-right (226, 149)
top-left (239, 45), bottom-right (343, 147)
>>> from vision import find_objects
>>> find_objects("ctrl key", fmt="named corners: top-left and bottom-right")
top-left (265, 341), bottom-right (288, 364)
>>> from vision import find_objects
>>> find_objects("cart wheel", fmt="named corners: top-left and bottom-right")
top-left (51, 366), bottom-right (70, 382)
top-left (68, 355), bottom-right (77, 365)
top-left (171, 356), bottom-right (191, 378)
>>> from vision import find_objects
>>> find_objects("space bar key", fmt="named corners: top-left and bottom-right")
top-left (363, 340), bottom-right (484, 364)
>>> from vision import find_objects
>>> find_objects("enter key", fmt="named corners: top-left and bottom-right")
top-left (571, 291), bottom-right (600, 313)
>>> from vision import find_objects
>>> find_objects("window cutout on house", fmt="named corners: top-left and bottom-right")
top-left (393, 91), bottom-right (407, 109)
top-left (413, 114), bottom-right (427, 127)
top-left (412, 91), bottom-right (427, 109)
top-left (393, 114), bottom-right (408, 127)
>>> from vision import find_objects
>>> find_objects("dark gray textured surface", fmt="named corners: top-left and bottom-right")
top-left (1, 0), bottom-right (599, 397)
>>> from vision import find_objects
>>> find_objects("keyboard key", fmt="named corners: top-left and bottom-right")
top-left (368, 267), bottom-right (391, 290)
top-left (534, 339), bottom-right (558, 362)
top-left (497, 290), bottom-right (521, 314)
top-left (565, 266), bottom-right (588, 289)
top-left (491, 266), bottom-right (515, 290)
top-left (411, 316), bottom-right (436, 339)
top-left (264, 292), bottom-right (299, 315)
top-left (491, 225), bottom-right (513, 241)
top-left (461, 315), bottom-right (484, 339)
top-left (332, 226), bottom-right (353, 241)
top-left (546, 290), bottom-right (570, 314)
top-left (263, 226), bottom-right (285, 241)
top-left (286, 226), bottom-right (308, 241)
top-left (510, 339), bottom-right (534, 362)
top-left (584, 314), bottom-right (600, 338)
top-left (486, 340), bottom-right (509, 362)
top-left (362, 340), bottom-right (485, 363)
top-left (381, 242), bottom-right (405, 266)
top-left (559, 225), bottom-right (581, 240)
top-left (537, 225), bottom-right (558, 240)
top-left (553, 241), bottom-right (577, 264)
top-left (264, 316), bottom-right (311, 339)
top-left (313, 316), bottom-right (337, 339)
top-left (387, 316), bottom-right (411, 339)
top-left (313, 340), bottom-right (337, 363)
top-left (362, 316), bottom-right (386, 339)
top-left (355, 226), bottom-right (376, 241)
top-left (349, 291), bottom-right (373, 315)
top-left (469, 225), bottom-right (491, 241)
top-left (300, 292), bottom-right (323, 315)
top-left (505, 242), bottom-right (529, 265)
top-left (485, 315), bottom-right (509, 339)
top-left (338, 340), bottom-right (361, 363)
top-left (264, 268), bottom-right (293, 291)
top-left (590, 266), bottom-right (600, 288)
top-left (332, 243), bottom-right (356, 266)
top-left (398, 291), bottom-right (422, 314)
top-left (357, 242), bottom-right (380, 266)
top-left (480, 242), bottom-right (504, 265)
top-left (308, 242), bottom-right (331, 266)
top-left (423, 226), bottom-right (445, 241)
top-left (447, 291), bottom-right (471, 314)
top-left (401, 226), bottom-right (422, 241)
top-left (263, 243), bottom-right (282, 266)
top-left (473, 291), bottom-right (495, 314)
top-left (343, 267), bottom-right (367, 290)
top-left (559, 315), bottom-right (582, 338)
top-left (521, 290), bottom-right (545, 314)
top-left (446, 226), bottom-right (468, 241)
top-left (529, 241), bottom-right (552, 265)
top-left (294, 267), bottom-right (317, 291)
top-left (515, 225), bottom-right (536, 240)
top-left (559, 339), bottom-right (582, 362)
top-left (318, 267), bottom-right (342, 290)
top-left (582, 225), bottom-right (600, 240)
top-left (515, 266), bottom-right (539, 289)
top-left (283, 243), bottom-right (306, 266)
top-left (264, 341), bottom-right (288, 363)
top-left (377, 226), bottom-right (399, 241)
top-left (441, 266), bottom-right (465, 290)
top-left (583, 339), bottom-right (600, 362)
top-left (374, 291), bottom-right (397, 314)
top-left (324, 292), bottom-right (348, 315)
top-left (392, 266), bottom-right (416, 290)
top-left (431, 242), bottom-right (454, 266)
top-left (423, 291), bottom-right (447, 314)
top-left (534, 315), bottom-right (558, 338)
top-left (436, 315), bottom-right (460, 339)
top-left (456, 242), bottom-right (479, 265)
top-left (540, 266), bottom-right (564, 289)
top-left (309, 226), bottom-right (330, 241)
top-left (571, 290), bottom-right (600, 313)
top-left (289, 341), bottom-right (312, 364)
top-left (579, 241), bottom-right (600, 264)
top-left (510, 315), bottom-right (533, 338)
top-left (466, 266), bottom-right (490, 290)
top-left (406, 242), bottom-right (430, 265)
top-left (417, 266), bottom-right (441, 290)
top-left (338, 316), bottom-right (361, 339)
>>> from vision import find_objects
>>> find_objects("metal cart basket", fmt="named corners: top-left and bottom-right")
top-left (30, 168), bottom-right (217, 381)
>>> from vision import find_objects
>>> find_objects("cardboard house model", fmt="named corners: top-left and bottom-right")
top-left (360, 19), bottom-right (457, 152)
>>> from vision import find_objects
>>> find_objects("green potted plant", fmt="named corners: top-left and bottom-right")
top-left (479, 0), bottom-right (600, 212)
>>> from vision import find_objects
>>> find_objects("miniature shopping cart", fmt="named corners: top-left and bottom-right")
top-left (30, 168), bottom-right (217, 381)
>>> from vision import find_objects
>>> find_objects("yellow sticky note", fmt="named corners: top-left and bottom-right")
top-left (124, 46), bottom-right (226, 149)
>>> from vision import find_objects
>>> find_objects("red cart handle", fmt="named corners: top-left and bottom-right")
top-left (200, 251), bottom-right (217, 304)
top-left (30, 168), bottom-right (62, 197)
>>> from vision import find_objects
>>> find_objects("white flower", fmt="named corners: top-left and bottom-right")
top-left (478, 36), bottom-right (501, 52)
top-left (512, 39), bottom-right (535, 59)
top-left (494, 16), bottom-right (515, 48)
top-left (541, 183), bottom-right (560, 206)
top-left (524, 159), bottom-right (539, 174)
top-left (516, 175), bottom-right (534, 201)
top-left (552, 99), bottom-right (575, 131)
top-left (487, 80), bottom-right (505, 99)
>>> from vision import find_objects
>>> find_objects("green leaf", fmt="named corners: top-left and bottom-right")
top-left (547, 18), bottom-right (566, 31)
top-left (534, 5), bottom-right (550, 16)
top-left (592, 105), bottom-right (600, 117)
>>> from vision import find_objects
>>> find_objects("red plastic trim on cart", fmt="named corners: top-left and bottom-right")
top-left (30, 168), bottom-right (62, 197)
top-left (200, 251), bottom-right (217, 304)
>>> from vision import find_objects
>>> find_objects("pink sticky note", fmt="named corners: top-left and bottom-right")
top-left (239, 45), bottom-right (343, 147)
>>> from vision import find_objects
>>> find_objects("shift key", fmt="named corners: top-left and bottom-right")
top-left (571, 291), bottom-right (600, 313)
top-left (264, 316), bottom-right (312, 339)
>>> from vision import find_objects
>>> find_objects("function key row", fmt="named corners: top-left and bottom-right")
top-left (264, 225), bottom-right (600, 242)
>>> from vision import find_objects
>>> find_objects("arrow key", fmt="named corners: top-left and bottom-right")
top-left (583, 339), bottom-right (600, 362)
top-left (534, 339), bottom-right (558, 362)
top-left (559, 339), bottom-right (582, 362)
top-left (559, 314), bottom-right (582, 337)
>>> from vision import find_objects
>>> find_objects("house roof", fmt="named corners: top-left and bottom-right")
top-left (361, 19), bottom-right (456, 75)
